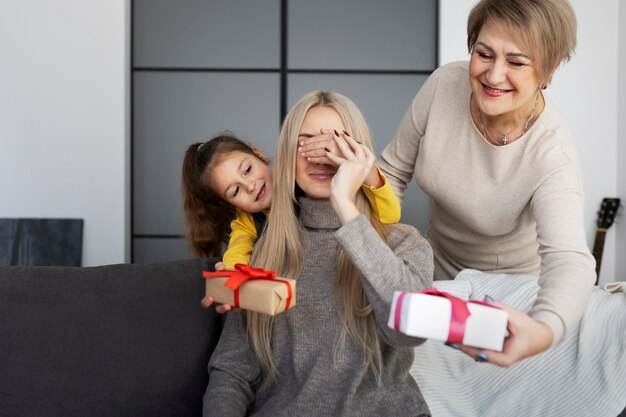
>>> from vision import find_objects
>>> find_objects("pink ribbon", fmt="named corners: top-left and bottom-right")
top-left (421, 289), bottom-right (470, 344)
top-left (393, 292), bottom-right (410, 331)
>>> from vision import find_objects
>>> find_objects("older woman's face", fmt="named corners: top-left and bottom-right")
top-left (295, 106), bottom-right (344, 199)
top-left (469, 20), bottom-right (541, 118)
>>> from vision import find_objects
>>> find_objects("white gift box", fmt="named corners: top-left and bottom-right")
top-left (388, 290), bottom-right (509, 351)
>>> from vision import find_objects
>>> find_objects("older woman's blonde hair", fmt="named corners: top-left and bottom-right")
top-left (246, 91), bottom-right (387, 385)
top-left (467, 0), bottom-right (576, 86)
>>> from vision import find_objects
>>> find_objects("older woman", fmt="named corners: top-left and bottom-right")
top-left (378, 0), bottom-right (594, 366)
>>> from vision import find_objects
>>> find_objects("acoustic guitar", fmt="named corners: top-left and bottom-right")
top-left (592, 197), bottom-right (620, 285)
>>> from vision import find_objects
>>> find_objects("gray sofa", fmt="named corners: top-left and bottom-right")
top-left (3, 259), bottom-right (624, 417)
top-left (0, 258), bottom-right (222, 417)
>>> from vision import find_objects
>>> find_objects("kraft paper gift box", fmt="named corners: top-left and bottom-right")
top-left (388, 289), bottom-right (508, 351)
top-left (203, 264), bottom-right (296, 316)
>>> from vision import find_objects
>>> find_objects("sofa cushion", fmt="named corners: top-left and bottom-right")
top-left (0, 258), bottom-right (222, 417)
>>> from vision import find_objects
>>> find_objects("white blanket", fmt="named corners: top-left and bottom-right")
top-left (411, 270), bottom-right (626, 417)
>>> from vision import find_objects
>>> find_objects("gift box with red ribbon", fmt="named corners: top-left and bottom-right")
top-left (203, 264), bottom-right (296, 316)
top-left (387, 288), bottom-right (508, 351)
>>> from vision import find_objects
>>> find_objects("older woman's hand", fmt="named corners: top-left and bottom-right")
top-left (456, 300), bottom-right (554, 367)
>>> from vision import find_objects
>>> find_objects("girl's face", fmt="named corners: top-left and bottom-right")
top-left (469, 19), bottom-right (541, 119)
top-left (209, 150), bottom-right (273, 213)
top-left (295, 106), bottom-right (344, 199)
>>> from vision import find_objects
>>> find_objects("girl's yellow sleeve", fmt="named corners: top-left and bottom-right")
top-left (222, 211), bottom-right (258, 269)
top-left (361, 166), bottom-right (401, 224)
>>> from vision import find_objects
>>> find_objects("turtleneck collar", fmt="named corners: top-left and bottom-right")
top-left (298, 197), bottom-right (342, 230)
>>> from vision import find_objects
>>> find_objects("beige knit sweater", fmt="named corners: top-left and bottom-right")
top-left (379, 61), bottom-right (595, 344)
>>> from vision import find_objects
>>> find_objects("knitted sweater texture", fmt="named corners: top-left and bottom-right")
top-left (203, 197), bottom-right (433, 417)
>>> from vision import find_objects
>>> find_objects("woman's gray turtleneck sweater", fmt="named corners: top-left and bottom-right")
top-left (203, 197), bottom-right (433, 417)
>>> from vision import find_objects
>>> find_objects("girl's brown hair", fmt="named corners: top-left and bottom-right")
top-left (181, 133), bottom-right (260, 257)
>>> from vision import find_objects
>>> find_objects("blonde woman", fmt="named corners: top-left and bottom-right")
top-left (202, 91), bottom-right (433, 417)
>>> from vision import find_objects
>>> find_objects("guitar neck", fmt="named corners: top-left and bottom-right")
top-left (592, 228), bottom-right (608, 278)
top-left (592, 197), bottom-right (621, 284)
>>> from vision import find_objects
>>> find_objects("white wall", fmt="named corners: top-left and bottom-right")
top-left (0, 1), bottom-right (129, 266)
top-left (618, 2), bottom-right (626, 281)
top-left (439, 0), bottom-right (621, 284)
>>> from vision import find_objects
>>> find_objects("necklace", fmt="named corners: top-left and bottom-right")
top-left (478, 93), bottom-right (539, 145)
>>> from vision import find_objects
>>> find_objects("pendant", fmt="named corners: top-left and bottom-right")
top-left (503, 136), bottom-right (508, 145)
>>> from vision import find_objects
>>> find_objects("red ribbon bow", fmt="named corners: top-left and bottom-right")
top-left (202, 264), bottom-right (293, 311)
top-left (393, 288), bottom-right (498, 345)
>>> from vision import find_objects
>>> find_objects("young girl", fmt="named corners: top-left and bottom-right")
top-left (181, 132), bottom-right (401, 269)
top-left (201, 91), bottom-right (433, 416)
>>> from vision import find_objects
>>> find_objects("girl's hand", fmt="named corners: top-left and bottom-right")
top-left (200, 295), bottom-right (238, 314)
top-left (298, 129), bottom-right (338, 166)
top-left (327, 131), bottom-right (376, 224)
top-left (299, 129), bottom-right (383, 188)
top-left (454, 300), bottom-right (554, 367)
top-left (200, 261), bottom-right (240, 314)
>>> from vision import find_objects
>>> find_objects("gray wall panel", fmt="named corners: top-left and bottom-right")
top-left (134, 0), bottom-right (280, 68)
top-left (288, 74), bottom-right (431, 232)
top-left (132, 0), bottom-right (438, 261)
top-left (288, 0), bottom-right (436, 70)
top-left (133, 238), bottom-right (191, 263)
top-left (133, 72), bottom-right (280, 235)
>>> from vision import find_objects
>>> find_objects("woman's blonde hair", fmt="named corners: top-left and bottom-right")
top-left (467, 0), bottom-right (576, 86)
top-left (247, 91), bottom-right (387, 385)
